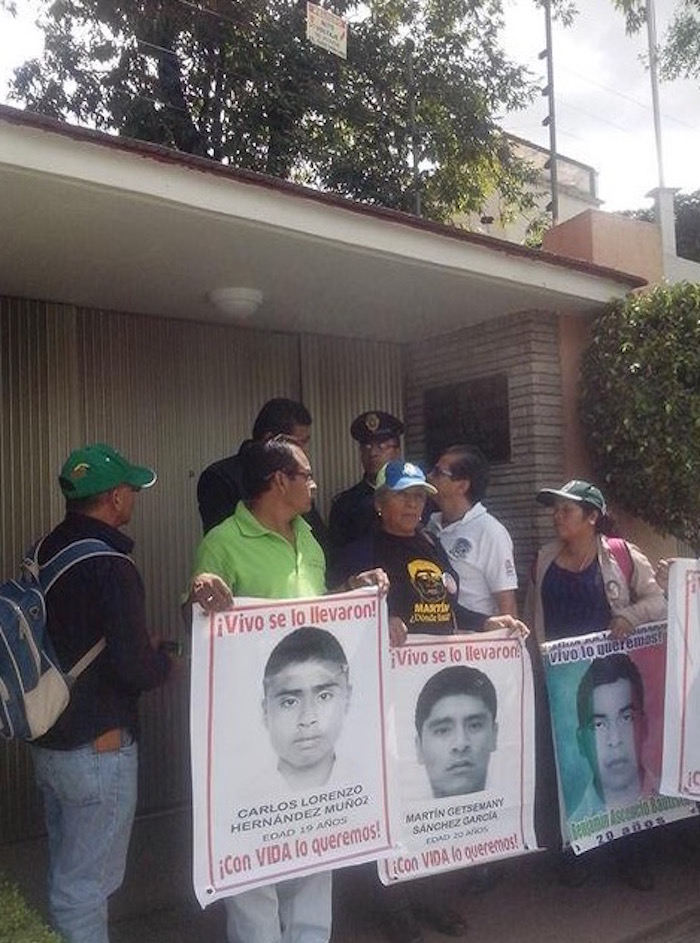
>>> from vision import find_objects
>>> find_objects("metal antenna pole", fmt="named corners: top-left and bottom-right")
top-left (646, 0), bottom-right (665, 189)
top-left (541, 0), bottom-right (559, 224)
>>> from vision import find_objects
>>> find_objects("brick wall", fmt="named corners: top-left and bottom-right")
top-left (405, 311), bottom-right (566, 597)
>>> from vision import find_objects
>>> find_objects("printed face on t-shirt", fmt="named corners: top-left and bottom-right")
top-left (263, 659), bottom-right (351, 777)
top-left (407, 558), bottom-right (446, 602)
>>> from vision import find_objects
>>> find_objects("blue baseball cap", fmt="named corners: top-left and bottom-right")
top-left (375, 460), bottom-right (437, 495)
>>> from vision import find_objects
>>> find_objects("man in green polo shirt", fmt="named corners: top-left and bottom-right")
top-left (190, 434), bottom-right (385, 943)
top-left (192, 486), bottom-right (325, 603)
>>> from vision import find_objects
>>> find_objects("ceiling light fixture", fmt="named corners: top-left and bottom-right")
top-left (208, 286), bottom-right (263, 319)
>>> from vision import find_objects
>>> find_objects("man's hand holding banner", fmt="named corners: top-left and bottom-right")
top-left (190, 589), bottom-right (395, 905)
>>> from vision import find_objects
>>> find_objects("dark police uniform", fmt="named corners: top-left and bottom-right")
top-left (328, 411), bottom-right (404, 550)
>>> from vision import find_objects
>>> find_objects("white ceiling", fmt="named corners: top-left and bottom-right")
top-left (0, 107), bottom-right (644, 342)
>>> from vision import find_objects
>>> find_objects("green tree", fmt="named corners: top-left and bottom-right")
top-left (621, 190), bottom-right (700, 263)
top-left (579, 282), bottom-right (700, 552)
top-left (661, 0), bottom-right (700, 79)
top-left (3, 0), bottom-right (539, 222)
top-left (609, 0), bottom-right (700, 81)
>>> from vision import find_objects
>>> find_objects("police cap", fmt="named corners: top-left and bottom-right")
top-left (350, 411), bottom-right (404, 445)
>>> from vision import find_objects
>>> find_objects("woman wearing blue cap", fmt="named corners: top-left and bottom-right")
top-left (332, 460), bottom-right (526, 643)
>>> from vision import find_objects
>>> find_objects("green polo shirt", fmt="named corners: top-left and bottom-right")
top-left (192, 501), bottom-right (326, 598)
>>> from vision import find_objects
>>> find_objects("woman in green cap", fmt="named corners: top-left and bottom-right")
top-left (525, 478), bottom-right (666, 892)
top-left (527, 478), bottom-right (665, 645)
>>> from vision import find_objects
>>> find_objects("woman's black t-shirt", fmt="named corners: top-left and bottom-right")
top-left (372, 531), bottom-right (459, 635)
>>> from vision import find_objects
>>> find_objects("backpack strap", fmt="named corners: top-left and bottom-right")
top-left (28, 538), bottom-right (131, 593)
top-left (66, 638), bottom-right (107, 681)
top-left (25, 538), bottom-right (132, 679)
top-left (607, 536), bottom-right (634, 585)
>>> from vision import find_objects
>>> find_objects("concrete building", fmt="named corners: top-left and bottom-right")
top-left (456, 136), bottom-right (602, 245)
top-left (0, 103), bottom-right (685, 913)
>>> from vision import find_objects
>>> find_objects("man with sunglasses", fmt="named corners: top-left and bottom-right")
top-left (329, 410), bottom-right (404, 550)
top-left (426, 445), bottom-right (518, 624)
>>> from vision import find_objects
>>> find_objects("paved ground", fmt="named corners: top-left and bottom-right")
top-left (110, 823), bottom-right (700, 943)
top-left (6, 808), bottom-right (700, 943)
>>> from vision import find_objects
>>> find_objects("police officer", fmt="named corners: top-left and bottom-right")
top-left (328, 410), bottom-right (403, 550)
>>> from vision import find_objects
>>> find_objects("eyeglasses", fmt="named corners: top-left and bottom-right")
top-left (287, 470), bottom-right (315, 483)
top-left (430, 465), bottom-right (458, 479)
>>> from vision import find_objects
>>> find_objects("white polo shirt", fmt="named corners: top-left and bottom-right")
top-left (427, 502), bottom-right (518, 616)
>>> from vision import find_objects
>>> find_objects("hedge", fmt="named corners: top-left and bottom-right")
top-left (580, 281), bottom-right (700, 552)
top-left (0, 878), bottom-right (62, 943)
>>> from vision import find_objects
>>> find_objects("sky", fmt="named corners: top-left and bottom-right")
top-left (501, 0), bottom-right (700, 211)
top-left (0, 0), bottom-right (698, 213)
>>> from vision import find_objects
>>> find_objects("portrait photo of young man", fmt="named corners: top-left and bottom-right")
top-left (573, 653), bottom-right (655, 820)
top-left (262, 625), bottom-right (353, 792)
top-left (414, 666), bottom-right (499, 799)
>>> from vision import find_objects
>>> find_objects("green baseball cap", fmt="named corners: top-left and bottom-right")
top-left (536, 479), bottom-right (606, 513)
top-left (59, 443), bottom-right (157, 499)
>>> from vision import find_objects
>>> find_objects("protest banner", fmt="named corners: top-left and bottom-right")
top-left (543, 623), bottom-right (697, 855)
top-left (378, 631), bottom-right (537, 885)
top-left (191, 589), bottom-right (395, 906)
top-left (661, 560), bottom-right (700, 798)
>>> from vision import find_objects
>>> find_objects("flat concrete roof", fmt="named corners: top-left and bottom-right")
top-left (0, 105), bottom-right (645, 340)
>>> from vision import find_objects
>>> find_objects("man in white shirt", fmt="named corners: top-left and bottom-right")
top-left (427, 445), bottom-right (518, 622)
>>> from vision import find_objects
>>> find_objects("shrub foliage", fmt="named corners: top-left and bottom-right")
top-left (0, 878), bottom-right (61, 943)
top-left (580, 282), bottom-right (700, 552)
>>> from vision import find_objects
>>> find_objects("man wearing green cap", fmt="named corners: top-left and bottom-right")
top-left (30, 443), bottom-right (177, 943)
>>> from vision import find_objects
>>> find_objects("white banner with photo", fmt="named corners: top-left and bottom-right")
top-left (662, 560), bottom-right (700, 798)
top-left (378, 632), bottom-right (537, 885)
top-left (190, 589), bottom-right (396, 906)
top-left (544, 624), bottom-right (697, 856)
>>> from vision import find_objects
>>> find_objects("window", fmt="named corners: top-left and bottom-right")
top-left (423, 375), bottom-right (511, 465)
